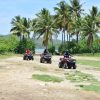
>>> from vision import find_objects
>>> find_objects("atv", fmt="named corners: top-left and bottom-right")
top-left (23, 54), bottom-right (34, 60)
top-left (59, 57), bottom-right (76, 69)
top-left (40, 54), bottom-right (52, 64)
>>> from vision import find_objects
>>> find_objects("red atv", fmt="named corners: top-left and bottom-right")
top-left (58, 57), bottom-right (76, 69)
top-left (23, 53), bottom-right (34, 60)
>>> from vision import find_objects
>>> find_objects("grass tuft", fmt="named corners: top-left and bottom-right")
top-left (82, 84), bottom-right (100, 93)
top-left (65, 71), bottom-right (97, 83)
top-left (77, 60), bottom-right (100, 69)
top-left (32, 74), bottom-right (63, 82)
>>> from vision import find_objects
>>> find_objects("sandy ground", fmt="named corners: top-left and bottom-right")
top-left (0, 55), bottom-right (100, 100)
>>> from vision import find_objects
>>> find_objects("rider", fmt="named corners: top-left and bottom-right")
top-left (43, 49), bottom-right (49, 55)
top-left (64, 50), bottom-right (70, 58)
top-left (25, 48), bottom-right (31, 55)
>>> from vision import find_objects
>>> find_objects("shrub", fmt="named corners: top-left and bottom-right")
top-left (58, 40), bottom-right (93, 54)
top-left (48, 45), bottom-right (55, 55)
top-left (0, 35), bottom-right (19, 54)
top-left (16, 38), bottom-right (35, 54)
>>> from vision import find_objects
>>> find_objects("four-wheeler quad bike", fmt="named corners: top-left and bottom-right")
top-left (59, 57), bottom-right (76, 69)
top-left (23, 54), bottom-right (34, 60)
top-left (40, 54), bottom-right (52, 64)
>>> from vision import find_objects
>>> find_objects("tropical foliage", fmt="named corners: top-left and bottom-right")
top-left (10, 16), bottom-right (31, 40)
top-left (32, 8), bottom-right (57, 49)
top-left (3, 0), bottom-right (100, 54)
top-left (0, 35), bottom-right (19, 54)
top-left (81, 6), bottom-right (100, 49)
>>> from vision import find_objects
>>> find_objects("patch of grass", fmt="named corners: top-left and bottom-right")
top-left (65, 71), bottom-right (100, 93)
top-left (76, 53), bottom-right (100, 57)
top-left (65, 71), bottom-right (97, 83)
top-left (82, 83), bottom-right (100, 93)
top-left (32, 74), bottom-right (64, 82)
top-left (77, 60), bottom-right (100, 69)
top-left (0, 52), bottom-right (20, 59)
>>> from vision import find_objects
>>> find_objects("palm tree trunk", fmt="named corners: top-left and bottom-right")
top-left (63, 29), bottom-right (66, 43)
top-left (63, 16), bottom-right (66, 43)
top-left (69, 34), bottom-right (70, 41)
top-left (67, 33), bottom-right (68, 41)
top-left (46, 45), bottom-right (48, 49)
top-left (62, 31), bottom-right (64, 44)
top-left (28, 34), bottom-right (30, 39)
top-left (19, 36), bottom-right (21, 41)
top-left (76, 32), bottom-right (79, 43)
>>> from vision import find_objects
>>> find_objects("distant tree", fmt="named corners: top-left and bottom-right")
top-left (81, 6), bottom-right (100, 51)
top-left (10, 16), bottom-right (31, 40)
top-left (54, 1), bottom-right (71, 43)
top-left (69, 0), bottom-right (84, 42)
top-left (33, 8), bottom-right (57, 49)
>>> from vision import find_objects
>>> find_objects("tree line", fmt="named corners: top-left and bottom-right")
top-left (1, 0), bottom-right (100, 54)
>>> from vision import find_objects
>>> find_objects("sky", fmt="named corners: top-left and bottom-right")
top-left (0, 0), bottom-right (100, 35)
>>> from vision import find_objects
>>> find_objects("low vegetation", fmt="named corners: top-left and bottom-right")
top-left (76, 53), bottom-right (100, 57)
top-left (65, 71), bottom-right (100, 92)
top-left (77, 60), bottom-right (100, 69)
top-left (0, 52), bottom-right (20, 59)
top-left (65, 71), bottom-right (97, 83)
top-left (0, 35), bottom-right (35, 54)
top-left (82, 83), bottom-right (100, 93)
top-left (32, 74), bottom-right (64, 82)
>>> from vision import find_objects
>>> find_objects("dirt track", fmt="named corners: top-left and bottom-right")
top-left (0, 55), bottom-right (100, 100)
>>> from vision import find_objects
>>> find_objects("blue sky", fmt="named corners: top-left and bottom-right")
top-left (0, 0), bottom-right (100, 35)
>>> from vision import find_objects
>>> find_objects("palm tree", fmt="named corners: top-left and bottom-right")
top-left (69, 0), bottom-right (83, 42)
top-left (21, 17), bottom-right (31, 39)
top-left (31, 18), bottom-right (37, 39)
top-left (81, 6), bottom-right (100, 51)
top-left (10, 16), bottom-right (22, 41)
top-left (10, 16), bottom-right (31, 40)
top-left (54, 1), bottom-right (71, 43)
top-left (33, 8), bottom-right (57, 49)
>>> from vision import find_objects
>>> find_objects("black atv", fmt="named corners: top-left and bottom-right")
top-left (59, 57), bottom-right (76, 69)
top-left (40, 54), bottom-right (52, 64)
top-left (23, 54), bottom-right (34, 60)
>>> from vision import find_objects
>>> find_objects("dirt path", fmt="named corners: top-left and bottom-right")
top-left (0, 56), bottom-right (100, 100)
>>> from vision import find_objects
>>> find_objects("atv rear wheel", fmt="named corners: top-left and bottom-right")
top-left (59, 62), bottom-right (63, 68)
top-left (63, 63), bottom-right (68, 69)
top-left (73, 64), bottom-right (76, 69)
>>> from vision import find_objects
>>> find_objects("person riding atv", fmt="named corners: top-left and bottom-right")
top-left (58, 50), bottom-right (76, 69)
top-left (43, 49), bottom-right (49, 55)
top-left (23, 48), bottom-right (34, 60)
top-left (64, 50), bottom-right (70, 58)
top-left (25, 48), bottom-right (31, 55)
top-left (40, 49), bottom-right (52, 63)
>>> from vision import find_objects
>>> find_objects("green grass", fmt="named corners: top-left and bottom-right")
top-left (32, 74), bottom-right (64, 82)
top-left (0, 53), bottom-right (21, 59)
top-left (76, 53), bottom-right (100, 57)
top-left (65, 71), bottom-right (97, 83)
top-left (77, 60), bottom-right (100, 69)
top-left (65, 71), bottom-right (100, 93)
top-left (81, 83), bottom-right (100, 93)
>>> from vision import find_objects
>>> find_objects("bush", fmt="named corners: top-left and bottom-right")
top-left (58, 41), bottom-right (77, 54)
top-left (16, 38), bottom-right (35, 54)
top-left (58, 43), bottom-right (67, 54)
top-left (48, 45), bottom-right (55, 55)
top-left (7, 35), bottom-right (19, 52)
top-left (0, 35), bottom-right (19, 54)
top-left (58, 40), bottom-right (92, 54)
